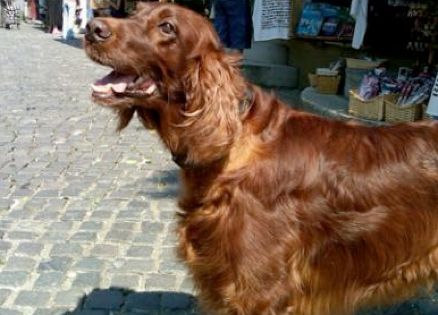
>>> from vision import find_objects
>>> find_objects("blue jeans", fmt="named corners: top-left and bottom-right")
top-left (213, 0), bottom-right (252, 50)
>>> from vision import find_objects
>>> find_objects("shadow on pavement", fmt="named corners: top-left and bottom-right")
top-left (63, 288), bottom-right (201, 315)
top-left (136, 169), bottom-right (181, 199)
top-left (54, 38), bottom-right (84, 49)
top-left (29, 24), bottom-right (84, 49)
top-left (357, 292), bottom-right (438, 315)
top-left (60, 287), bottom-right (438, 315)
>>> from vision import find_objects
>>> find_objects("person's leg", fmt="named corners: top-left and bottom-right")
top-left (62, 1), bottom-right (71, 39)
top-left (62, 1), bottom-right (67, 38)
top-left (66, 1), bottom-right (75, 38)
top-left (225, 0), bottom-right (252, 51)
top-left (212, 0), bottom-right (230, 48)
top-left (79, 0), bottom-right (86, 30)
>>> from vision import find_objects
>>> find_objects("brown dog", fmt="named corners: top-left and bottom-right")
top-left (84, 3), bottom-right (438, 315)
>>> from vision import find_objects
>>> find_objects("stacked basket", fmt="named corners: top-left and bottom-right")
top-left (384, 99), bottom-right (423, 123)
top-left (349, 91), bottom-right (425, 122)
top-left (348, 91), bottom-right (397, 121)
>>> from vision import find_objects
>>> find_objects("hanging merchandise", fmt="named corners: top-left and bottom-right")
top-left (350, 0), bottom-right (368, 49)
top-left (295, 2), bottom-right (354, 39)
top-left (296, 3), bottom-right (323, 36)
top-left (405, 2), bottom-right (437, 54)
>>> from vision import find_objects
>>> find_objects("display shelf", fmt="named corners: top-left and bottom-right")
top-left (295, 34), bottom-right (353, 43)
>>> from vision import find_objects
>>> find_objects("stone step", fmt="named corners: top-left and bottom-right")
top-left (242, 61), bottom-right (298, 89)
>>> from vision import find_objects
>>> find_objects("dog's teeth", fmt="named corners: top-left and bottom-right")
top-left (91, 83), bottom-right (112, 93)
top-left (146, 84), bottom-right (157, 95)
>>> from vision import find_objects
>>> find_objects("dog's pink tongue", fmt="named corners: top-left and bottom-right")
top-left (92, 71), bottom-right (136, 93)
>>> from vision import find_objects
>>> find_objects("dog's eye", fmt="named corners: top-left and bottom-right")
top-left (159, 22), bottom-right (175, 35)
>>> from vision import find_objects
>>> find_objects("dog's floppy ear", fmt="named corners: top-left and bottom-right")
top-left (182, 16), bottom-right (222, 59)
top-left (115, 107), bottom-right (135, 131)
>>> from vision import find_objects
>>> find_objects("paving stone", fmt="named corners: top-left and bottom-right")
top-left (109, 259), bottom-right (156, 273)
top-left (141, 222), bottom-right (165, 234)
top-left (116, 210), bottom-right (144, 221)
top-left (73, 257), bottom-right (106, 271)
top-left (109, 274), bottom-right (141, 288)
top-left (0, 241), bottom-right (12, 252)
top-left (51, 243), bottom-right (84, 256)
top-left (15, 242), bottom-right (44, 256)
top-left (162, 232), bottom-right (179, 247)
top-left (45, 199), bottom-right (68, 212)
top-left (72, 272), bottom-right (101, 288)
top-left (0, 289), bottom-right (12, 304)
top-left (89, 211), bottom-right (113, 220)
top-left (127, 246), bottom-right (154, 258)
top-left (54, 289), bottom-right (86, 307)
top-left (3, 256), bottom-right (37, 271)
top-left (159, 260), bottom-right (187, 273)
top-left (90, 244), bottom-right (119, 257)
top-left (79, 222), bottom-right (103, 231)
top-left (7, 210), bottom-right (35, 220)
top-left (145, 274), bottom-right (178, 291)
top-left (0, 200), bottom-right (12, 211)
top-left (70, 231), bottom-right (98, 242)
top-left (23, 199), bottom-right (46, 211)
top-left (49, 221), bottom-right (74, 230)
top-left (0, 271), bottom-right (29, 286)
top-left (7, 231), bottom-right (40, 240)
top-left (34, 272), bottom-right (65, 288)
top-left (34, 190), bottom-right (60, 198)
top-left (33, 210), bottom-right (61, 221)
top-left (41, 230), bottom-right (71, 241)
top-left (62, 210), bottom-right (88, 221)
top-left (0, 309), bottom-right (23, 315)
top-left (105, 230), bottom-right (133, 242)
top-left (14, 291), bottom-right (51, 307)
top-left (180, 277), bottom-right (195, 293)
top-left (38, 257), bottom-right (73, 272)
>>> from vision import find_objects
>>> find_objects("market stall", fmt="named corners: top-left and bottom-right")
top-left (295, 0), bottom-right (437, 123)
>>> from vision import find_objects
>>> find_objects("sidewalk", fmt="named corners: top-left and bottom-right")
top-left (0, 23), bottom-right (436, 315)
top-left (0, 23), bottom-right (191, 315)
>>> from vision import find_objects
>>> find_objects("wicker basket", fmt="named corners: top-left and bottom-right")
top-left (422, 104), bottom-right (434, 120)
top-left (384, 98), bottom-right (422, 123)
top-left (348, 91), bottom-right (394, 121)
top-left (308, 73), bottom-right (340, 94)
top-left (346, 58), bottom-right (386, 69)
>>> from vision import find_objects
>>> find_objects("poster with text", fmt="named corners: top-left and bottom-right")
top-left (253, 0), bottom-right (292, 41)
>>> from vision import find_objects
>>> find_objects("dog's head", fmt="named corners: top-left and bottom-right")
top-left (84, 2), bottom-right (222, 110)
top-left (84, 3), bottom-right (248, 166)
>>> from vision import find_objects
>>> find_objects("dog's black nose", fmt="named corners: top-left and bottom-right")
top-left (85, 19), bottom-right (112, 43)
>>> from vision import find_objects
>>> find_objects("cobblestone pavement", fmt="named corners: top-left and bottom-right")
top-left (0, 24), bottom-right (190, 315)
top-left (0, 23), bottom-right (437, 315)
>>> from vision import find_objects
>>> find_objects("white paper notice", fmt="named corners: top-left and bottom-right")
top-left (253, 0), bottom-right (291, 41)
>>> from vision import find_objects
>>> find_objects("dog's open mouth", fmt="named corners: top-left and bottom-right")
top-left (91, 70), bottom-right (157, 99)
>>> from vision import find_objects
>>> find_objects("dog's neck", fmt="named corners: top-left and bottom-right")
top-left (171, 86), bottom-right (254, 170)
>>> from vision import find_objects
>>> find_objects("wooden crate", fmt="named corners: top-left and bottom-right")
top-left (308, 73), bottom-right (340, 94)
